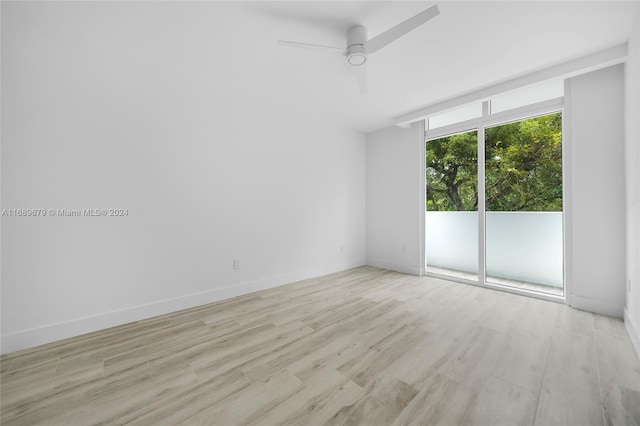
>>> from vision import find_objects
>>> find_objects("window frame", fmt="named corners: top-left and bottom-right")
top-left (423, 96), bottom-right (568, 304)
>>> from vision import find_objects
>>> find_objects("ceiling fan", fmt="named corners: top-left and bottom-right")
top-left (278, 5), bottom-right (440, 95)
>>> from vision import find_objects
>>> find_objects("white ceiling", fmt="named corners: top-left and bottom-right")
top-left (19, 1), bottom-right (639, 133)
top-left (247, 1), bottom-right (640, 132)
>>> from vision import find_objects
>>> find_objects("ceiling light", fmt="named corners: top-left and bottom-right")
top-left (348, 53), bottom-right (367, 66)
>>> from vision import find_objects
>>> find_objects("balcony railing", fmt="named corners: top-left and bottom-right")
top-left (426, 211), bottom-right (563, 290)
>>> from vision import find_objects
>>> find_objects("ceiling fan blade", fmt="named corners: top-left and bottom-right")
top-left (354, 64), bottom-right (368, 95)
top-left (278, 40), bottom-right (345, 54)
top-left (364, 5), bottom-right (440, 54)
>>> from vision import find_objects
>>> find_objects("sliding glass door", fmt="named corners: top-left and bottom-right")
top-left (484, 113), bottom-right (564, 295)
top-left (425, 130), bottom-right (478, 281)
top-left (424, 96), bottom-right (565, 298)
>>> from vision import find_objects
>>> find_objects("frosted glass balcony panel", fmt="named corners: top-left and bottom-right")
top-left (425, 212), bottom-right (563, 292)
top-left (485, 212), bottom-right (563, 289)
top-left (426, 211), bottom-right (478, 276)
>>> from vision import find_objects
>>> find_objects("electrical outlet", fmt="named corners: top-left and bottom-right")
top-left (401, 245), bottom-right (407, 255)
top-left (234, 259), bottom-right (240, 270)
top-left (340, 244), bottom-right (344, 253)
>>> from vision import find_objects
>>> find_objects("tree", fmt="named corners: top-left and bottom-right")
top-left (426, 131), bottom-right (478, 211)
top-left (426, 112), bottom-right (562, 212)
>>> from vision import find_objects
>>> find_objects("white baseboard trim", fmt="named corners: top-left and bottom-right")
top-left (1, 258), bottom-right (365, 355)
top-left (624, 308), bottom-right (640, 360)
top-left (366, 259), bottom-right (421, 276)
top-left (571, 294), bottom-right (624, 318)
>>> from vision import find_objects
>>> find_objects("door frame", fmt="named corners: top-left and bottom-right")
top-left (420, 97), bottom-right (569, 305)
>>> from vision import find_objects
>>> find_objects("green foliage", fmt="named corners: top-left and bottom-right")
top-left (426, 131), bottom-right (478, 211)
top-left (426, 113), bottom-right (562, 212)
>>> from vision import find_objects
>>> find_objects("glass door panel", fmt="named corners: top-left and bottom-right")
top-left (484, 113), bottom-right (564, 295)
top-left (426, 130), bottom-right (478, 281)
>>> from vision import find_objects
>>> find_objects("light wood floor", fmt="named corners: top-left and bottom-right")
top-left (2, 266), bottom-right (639, 425)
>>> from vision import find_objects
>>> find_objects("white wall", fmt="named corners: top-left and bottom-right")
top-left (566, 64), bottom-right (626, 317)
top-left (624, 9), bottom-right (640, 357)
top-left (366, 123), bottom-right (423, 275)
top-left (1, 3), bottom-right (366, 354)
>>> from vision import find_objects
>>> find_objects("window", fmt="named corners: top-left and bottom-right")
top-left (425, 131), bottom-right (478, 279)
top-left (491, 80), bottom-right (564, 114)
top-left (428, 103), bottom-right (482, 130)
top-left (484, 113), bottom-right (563, 295)
top-left (424, 85), bottom-right (565, 298)
top-left (425, 79), bottom-right (564, 131)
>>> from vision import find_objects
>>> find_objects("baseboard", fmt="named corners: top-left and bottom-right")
top-left (624, 308), bottom-right (640, 360)
top-left (1, 258), bottom-right (365, 355)
top-left (366, 259), bottom-right (421, 276)
top-left (571, 294), bottom-right (624, 318)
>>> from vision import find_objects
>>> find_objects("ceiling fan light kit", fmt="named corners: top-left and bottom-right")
top-left (347, 46), bottom-right (367, 66)
top-left (278, 4), bottom-right (440, 93)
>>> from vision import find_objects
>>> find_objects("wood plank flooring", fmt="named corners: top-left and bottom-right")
top-left (2, 266), bottom-right (639, 425)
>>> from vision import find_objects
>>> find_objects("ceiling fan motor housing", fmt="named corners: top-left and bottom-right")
top-left (346, 25), bottom-right (367, 66)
